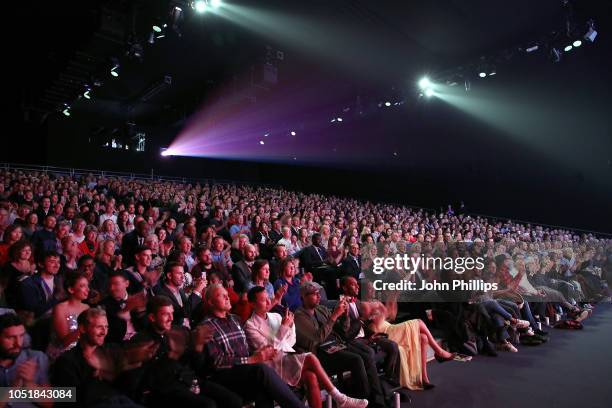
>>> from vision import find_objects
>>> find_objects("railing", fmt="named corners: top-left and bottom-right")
top-left (0, 162), bottom-right (278, 189)
top-left (2, 162), bottom-right (610, 237)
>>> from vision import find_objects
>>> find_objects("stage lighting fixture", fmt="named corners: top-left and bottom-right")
top-left (418, 77), bottom-right (431, 90)
top-left (584, 20), bottom-right (597, 42)
top-left (110, 59), bottom-right (120, 77)
top-left (259, 140), bottom-right (265, 145)
top-left (425, 88), bottom-right (434, 97)
top-left (194, 1), bottom-right (207, 13)
top-left (330, 118), bottom-right (336, 123)
top-left (488, 70), bottom-right (497, 76)
top-left (573, 40), bottom-right (582, 47)
top-left (564, 45), bottom-right (573, 52)
top-left (153, 24), bottom-right (162, 33)
top-left (160, 147), bottom-right (170, 156)
top-left (62, 105), bottom-right (71, 117)
top-left (337, 117), bottom-right (343, 122)
top-left (290, 131), bottom-right (296, 136)
top-left (525, 45), bottom-right (539, 53)
top-left (550, 47), bottom-right (561, 63)
top-left (478, 72), bottom-right (486, 78)
top-left (83, 86), bottom-right (91, 99)
top-left (384, 101), bottom-right (391, 107)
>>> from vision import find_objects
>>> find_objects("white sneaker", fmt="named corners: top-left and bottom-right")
top-left (335, 394), bottom-right (369, 408)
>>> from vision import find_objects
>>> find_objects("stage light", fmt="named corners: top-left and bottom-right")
top-left (418, 77), bottom-right (431, 90)
top-left (337, 117), bottom-right (343, 122)
top-left (550, 47), bottom-right (561, 63)
top-left (290, 131), bottom-right (296, 136)
top-left (160, 148), bottom-right (171, 157)
top-left (478, 72), bottom-right (486, 78)
top-left (488, 70), bottom-right (496, 76)
top-left (330, 118), bottom-right (336, 123)
top-left (83, 87), bottom-right (91, 99)
top-left (384, 101), bottom-right (391, 107)
top-left (62, 105), bottom-right (71, 116)
top-left (525, 45), bottom-right (539, 53)
top-left (259, 140), bottom-right (265, 145)
top-left (153, 24), bottom-right (162, 33)
top-left (573, 40), bottom-right (582, 47)
top-left (194, 1), bottom-right (207, 13)
top-left (425, 88), bottom-right (434, 97)
top-left (564, 45), bottom-right (573, 52)
top-left (110, 60), bottom-right (120, 77)
top-left (584, 20), bottom-right (597, 42)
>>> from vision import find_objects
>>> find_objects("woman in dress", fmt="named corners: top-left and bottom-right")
top-left (47, 271), bottom-right (90, 360)
top-left (245, 286), bottom-right (368, 408)
top-left (362, 299), bottom-right (459, 390)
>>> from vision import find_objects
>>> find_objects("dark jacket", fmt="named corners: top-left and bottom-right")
top-left (152, 283), bottom-right (201, 326)
top-left (231, 261), bottom-right (253, 294)
top-left (17, 274), bottom-right (62, 317)
top-left (294, 305), bottom-right (348, 353)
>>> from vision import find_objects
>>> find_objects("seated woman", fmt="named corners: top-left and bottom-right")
top-left (47, 271), bottom-right (90, 360)
top-left (246, 259), bottom-right (285, 310)
top-left (361, 299), bottom-right (462, 391)
top-left (244, 286), bottom-right (368, 408)
top-left (1, 241), bottom-right (36, 308)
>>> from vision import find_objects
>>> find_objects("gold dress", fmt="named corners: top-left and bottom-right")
top-left (374, 319), bottom-right (423, 390)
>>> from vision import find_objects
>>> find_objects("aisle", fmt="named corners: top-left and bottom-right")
top-left (405, 304), bottom-right (612, 408)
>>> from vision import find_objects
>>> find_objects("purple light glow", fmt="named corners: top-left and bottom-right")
top-left (166, 80), bottom-right (374, 165)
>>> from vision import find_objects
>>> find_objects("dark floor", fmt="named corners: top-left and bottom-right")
top-left (404, 304), bottom-right (612, 408)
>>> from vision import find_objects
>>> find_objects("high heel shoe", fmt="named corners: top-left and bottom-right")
top-left (435, 352), bottom-right (456, 363)
top-left (423, 382), bottom-right (436, 390)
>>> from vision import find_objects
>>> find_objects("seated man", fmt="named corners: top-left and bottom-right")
top-left (198, 284), bottom-right (306, 408)
top-left (336, 277), bottom-right (400, 386)
top-left (52, 308), bottom-right (143, 407)
top-left (99, 270), bottom-right (147, 343)
top-left (231, 244), bottom-right (257, 294)
top-left (129, 296), bottom-right (241, 408)
top-left (294, 282), bottom-right (386, 408)
top-left (153, 262), bottom-right (205, 328)
top-left (17, 250), bottom-right (63, 318)
top-left (0, 314), bottom-right (50, 400)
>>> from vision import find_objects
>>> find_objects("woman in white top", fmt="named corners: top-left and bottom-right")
top-left (244, 286), bottom-right (368, 408)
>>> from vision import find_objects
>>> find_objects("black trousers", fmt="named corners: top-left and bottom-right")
top-left (153, 380), bottom-right (241, 408)
top-left (210, 363), bottom-right (305, 408)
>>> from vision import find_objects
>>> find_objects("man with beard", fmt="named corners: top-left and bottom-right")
top-left (0, 314), bottom-right (50, 406)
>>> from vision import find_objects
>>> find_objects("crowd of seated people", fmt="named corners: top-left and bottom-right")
top-left (0, 168), bottom-right (610, 407)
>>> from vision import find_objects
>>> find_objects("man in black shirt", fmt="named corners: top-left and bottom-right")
top-left (52, 308), bottom-right (144, 407)
top-left (129, 296), bottom-right (241, 408)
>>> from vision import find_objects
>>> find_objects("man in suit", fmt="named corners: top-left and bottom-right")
top-left (121, 220), bottom-right (149, 267)
top-left (337, 276), bottom-right (400, 386)
top-left (269, 219), bottom-right (283, 245)
top-left (35, 196), bottom-right (52, 225)
top-left (299, 233), bottom-right (328, 272)
top-left (153, 262), bottom-right (205, 328)
top-left (340, 243), bottom-right (362, 279)
top-left (231, 244), bottom-right (256, 294)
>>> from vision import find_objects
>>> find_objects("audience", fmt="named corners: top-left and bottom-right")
top-left (0, 167), bottom-right (609, 407)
